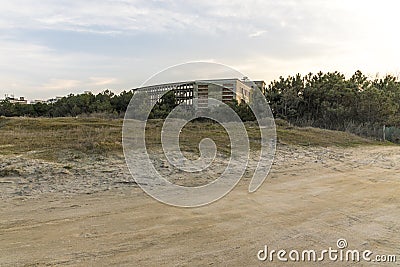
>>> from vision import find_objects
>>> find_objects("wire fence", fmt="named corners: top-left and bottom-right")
top-left (385, 126), bottom-right (400, 143)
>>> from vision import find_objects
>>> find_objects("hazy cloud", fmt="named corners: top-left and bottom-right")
top-left (1, 0), bottom-right (400, 99)
top-left (249, 30), bottom-right (268, 38)
top-left (89, 77), bottom-right (118, 86)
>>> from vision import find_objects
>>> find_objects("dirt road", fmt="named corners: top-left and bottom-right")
top-left (1, 145), bottom-right (399, 266)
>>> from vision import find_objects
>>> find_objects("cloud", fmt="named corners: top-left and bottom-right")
top-left (0, 1), bottom-right (332, 36)
top-left (42, 79), bottom-right (81, 90)
top-left (0, 1), bottom-right (202, 34)
top-left (1, 0), bottom-right (400, 100)
top-left (89, 77), bottom-right (117, 86)
top-left (248, 30), bottom-right (267, 38)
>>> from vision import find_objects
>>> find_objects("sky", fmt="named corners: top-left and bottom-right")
top-left (1, 0), bottom-right (400, 100)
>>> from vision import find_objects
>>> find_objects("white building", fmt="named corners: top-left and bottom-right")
top-left (4, 96), bottom-right (28, 104)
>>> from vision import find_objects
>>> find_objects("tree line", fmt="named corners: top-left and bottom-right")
top-left (0, 90), bottom-right (133, 118)
top-left (0, 88), bottom-right (255, 120)
top-left (265, 71), bottom-right (400, 138)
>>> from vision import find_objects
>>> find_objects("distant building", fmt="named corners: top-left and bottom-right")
top-left (133, 78), bottom-right (265, 109)
top-left (30, 99), bottom-right (46, 104)
top-left (46, 97), bottom-right (63, 104)
top-left (4, 96), bottom-right (28, 104)
top-left (245, 80), bottom-right (266, 95)
top-left (2, 94), bottom-right (64, 105)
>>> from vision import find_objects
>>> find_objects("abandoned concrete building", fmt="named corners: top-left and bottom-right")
top-left (132, 78), bottom-right (266, 109)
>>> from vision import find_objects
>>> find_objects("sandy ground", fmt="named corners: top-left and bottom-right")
top-left (1, 145), bottom-right (400, 266)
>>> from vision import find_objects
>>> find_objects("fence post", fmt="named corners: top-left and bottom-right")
top-left (383, 125), bottom-right (386, 141)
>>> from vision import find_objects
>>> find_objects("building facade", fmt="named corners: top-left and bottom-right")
top-left (133, 78), bottom-right (265, 109)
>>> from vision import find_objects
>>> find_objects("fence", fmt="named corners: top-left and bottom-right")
top-left (384, 126), bottom-right (400, 143)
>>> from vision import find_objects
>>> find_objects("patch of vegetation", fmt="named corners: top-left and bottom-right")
top-left (0, 117), bottom-right (388, 162)
top-left (0, 117), bottom-right (122, 160)
top-left (276, 121), bottom-right (382, 147)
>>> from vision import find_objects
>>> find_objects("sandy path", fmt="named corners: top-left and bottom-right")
top-left (0, 145), bottom-right (399, 266)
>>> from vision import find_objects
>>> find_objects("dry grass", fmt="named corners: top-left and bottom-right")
top-left (0, 117), bottom-right (386, 161)
top-left (0, 117), bottom-right (122, 160)
top-left (274, 119), bottom-right (382, 147)
top-left (144, 119), bottom-right (236, 156)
